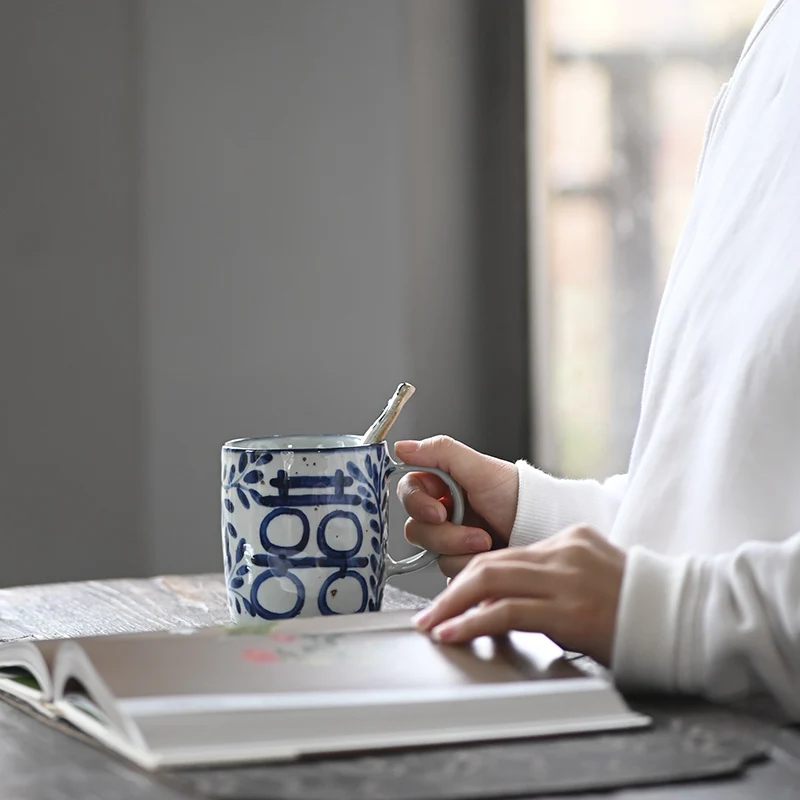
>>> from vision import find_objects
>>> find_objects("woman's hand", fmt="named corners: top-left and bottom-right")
top-left (395, 437), bottom-right (519, 578)
top-left (412, 524), bottom-right (626, 666)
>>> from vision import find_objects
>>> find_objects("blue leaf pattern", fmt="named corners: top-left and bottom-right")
top-left (344, 450), bottom-right (389, 610)
top-left (224, 499), bottom-right (235, 513)
top-left (249, 489), bottom-right (263, 505)
top-left (346, 463), bottom-right (366, 482)
top-left (222, 453), bottom-right (274, 514)
top-left (225, 510), bottom-right (255, 615)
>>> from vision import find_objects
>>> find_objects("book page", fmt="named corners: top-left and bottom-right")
top-left (0, 639), bottom-right (59, 706)
top-left (64, 614), bottom-right (580, 702)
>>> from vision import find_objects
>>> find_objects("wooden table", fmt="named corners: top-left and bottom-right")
top-left (0, 574), bottom-right (798, 800)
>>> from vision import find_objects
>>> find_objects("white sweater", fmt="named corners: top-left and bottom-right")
top-left (510, 0), bottom-right (800, 717)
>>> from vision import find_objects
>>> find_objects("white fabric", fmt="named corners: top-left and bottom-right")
top-left (511, 0), bottom-right (800, 716)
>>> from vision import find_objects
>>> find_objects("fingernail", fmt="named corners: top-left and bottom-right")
top-left (412, 608), bottom-right (433, 629)
top-left (466, 533), bottom-right (492, 552)
top-left (394, 440), bottom-right (419, 454)
top-left (431, 622), bottom-right (457, 643)
top-left (424, 503), bottom-right (447, 524)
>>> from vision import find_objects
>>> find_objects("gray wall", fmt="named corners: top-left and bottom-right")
top-left (0, 1), bottom-right (144, 585)
top-left (141, 0), bottom-right (417, 585)
top-left (2, 0), bottom-right (528, 598)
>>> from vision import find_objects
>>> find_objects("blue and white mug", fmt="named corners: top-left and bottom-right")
top-left (221, 435), bottom-right (464, 621)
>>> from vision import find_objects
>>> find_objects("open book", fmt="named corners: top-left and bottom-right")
top-left (0, 610), bottom-right (649, 770)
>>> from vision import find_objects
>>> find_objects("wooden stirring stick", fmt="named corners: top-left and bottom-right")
top-left (360, 383), bottom-right (416, 445)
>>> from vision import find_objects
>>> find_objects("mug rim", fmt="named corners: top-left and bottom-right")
top-left (222, 434), bottom-right (383, 453)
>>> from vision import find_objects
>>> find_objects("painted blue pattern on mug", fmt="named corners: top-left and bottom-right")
top-left (223, 521), bottom-right (256, 617)
top-left (243, 502), bottom-right (372, 618)
top-left (222, 451), bottom-right (274, 514)
top-left (221, 436), bottom-right (462, 622)
top-left (346, 451), bottom-right (389, 610)
top-left (222, 449), bottom-right (384, 620)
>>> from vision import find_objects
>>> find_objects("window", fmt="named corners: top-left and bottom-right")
top-left (528, 0), bottom-right (763, 478)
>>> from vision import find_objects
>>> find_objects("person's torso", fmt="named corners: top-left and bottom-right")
top-left (612, 0), bottom-right (800, 555)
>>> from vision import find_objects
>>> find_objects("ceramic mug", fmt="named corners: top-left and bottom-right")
top-left (221, 435), bottom-right (464, 621)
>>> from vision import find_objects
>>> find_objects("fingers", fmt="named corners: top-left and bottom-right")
top-left (395, 436), bottom-right (498, 491)
top-left (414, 560), bottom-right (557, 632)
top-left (397, 472), bottom-right (449, 524)
top-left (451, 542), bottom-right (545, 571)
top-left (396, 470), bottom-right (489, 530)
top-left (429, 598), bottom-right (550, 644)
top-left (399, 469), bottom-right (449, 501)
top-left (405, 518), bottom-right (492, 555)
top-left (409, 525), bottom-right (626, 665)
top-left (438, 554), bottom-right (475, 578)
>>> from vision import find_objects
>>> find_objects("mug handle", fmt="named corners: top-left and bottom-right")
top-left (385, 460), bottom-right (465, 578)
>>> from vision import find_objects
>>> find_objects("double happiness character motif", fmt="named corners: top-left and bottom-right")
top-left (222, 445), bottom-right (389, 619)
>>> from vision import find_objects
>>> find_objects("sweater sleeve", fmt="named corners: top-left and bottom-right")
top-left (612, 532), bottom-right (800, 719)
top-left (508, 461), bottom-right (629, 547)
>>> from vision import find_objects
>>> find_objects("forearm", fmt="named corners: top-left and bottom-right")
top-left (613, 532), bottom-right (800, 718)
top-left (509, 461), bottom-right (628, 546)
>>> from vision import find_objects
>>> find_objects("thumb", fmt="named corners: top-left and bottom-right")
top-left (394, 436), bottom-right (495, 490)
